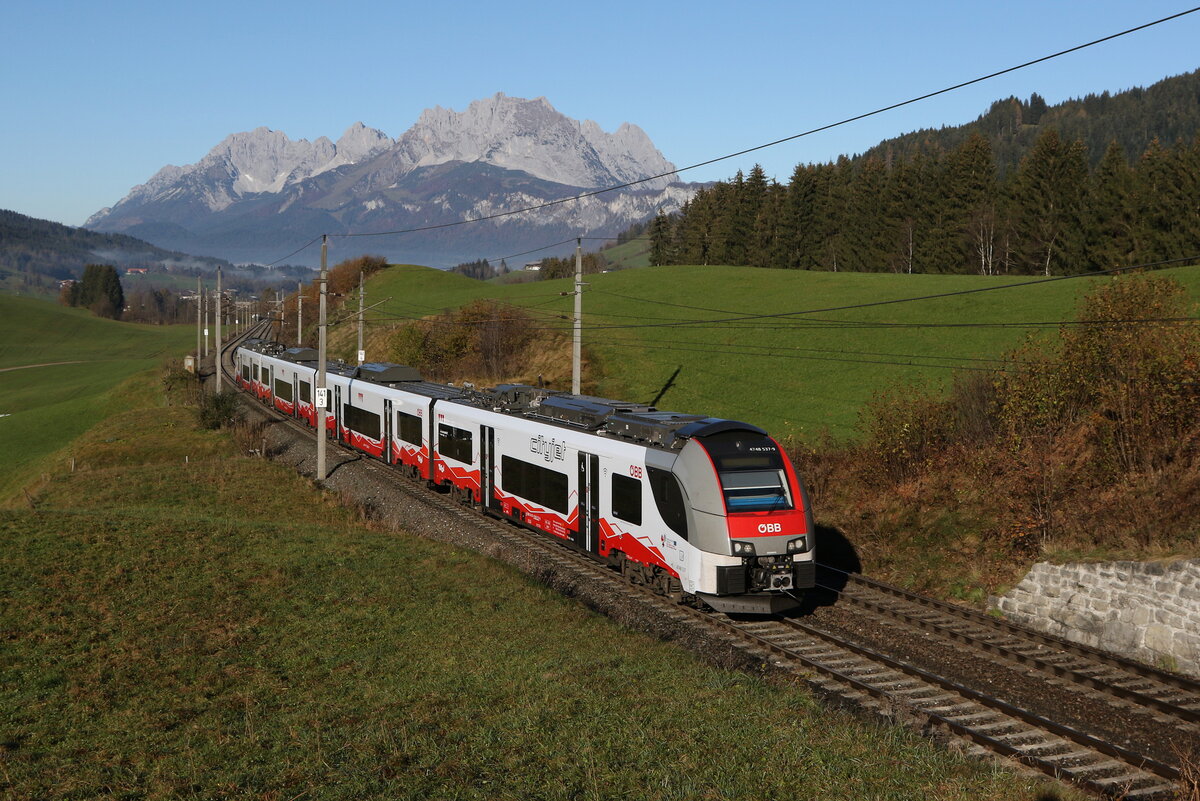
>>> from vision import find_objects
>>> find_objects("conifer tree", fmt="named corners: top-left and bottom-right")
top-left (649, 209), bottom-right (672, 266)
top-left (1086, 141), bottom-right (1137, 269)
top-left (76, 264), bottom-right (125, 319)
top-left (1014, 129), bottom-right (1088, 274)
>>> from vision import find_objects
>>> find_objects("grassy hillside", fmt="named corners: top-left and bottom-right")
top-left (0, 368), bottom-right (1057, 799)
top-left (363, 263), bottom-right (1200, 439)
top-left (0, 295), bottom-right (195, 500)
top-left (599, 238), bottom-right (651, 270)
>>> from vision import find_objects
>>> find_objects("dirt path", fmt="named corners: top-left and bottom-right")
top-left (0, 360), bottom-right (86, 373)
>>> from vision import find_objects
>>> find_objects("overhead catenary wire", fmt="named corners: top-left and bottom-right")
top-left (257, 7), bottom-right (1200, 267)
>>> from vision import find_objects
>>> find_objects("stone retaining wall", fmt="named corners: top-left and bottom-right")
top-left (991, 560), bottom-right (1200, 678)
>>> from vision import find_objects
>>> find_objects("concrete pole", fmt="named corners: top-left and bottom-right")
top-left (297, 281), bottom-right (303, 346)
top-left (357, 272), bottom-right (365, 365)
top-left (215, 267), bottom-right (223, 391)
top-left (572, 237), bottom-right (582, 395)
top-left (316, 235), bottom-right (329, 482)
top-left (202, 289), bottom-right (209, 358)
top-left (195, 276), bottom-right (201, 364)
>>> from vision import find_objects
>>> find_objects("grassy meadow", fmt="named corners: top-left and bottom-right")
top-left (0, 365), bottom-right (1065, 800)
top-left (0, 295), bottom-right (196, 500)
top-left (362, 262), bottom-right (1200, 439)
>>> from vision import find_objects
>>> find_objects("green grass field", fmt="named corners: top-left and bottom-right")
top-left (599, 238), bottom-right (651, 270)
top-left (0, 295), bottom-right (196, 500)
top-left (0, 369), bottom-right (1063, 800)
top-left (366, 262), bottom-right (1200, 439)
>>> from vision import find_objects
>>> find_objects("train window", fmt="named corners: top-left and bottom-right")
top-left (501, 455), bottom-right (568, 515)
top-left (397, 411), bottom-right (423, 445)
top-left (611, 473), bottom-right (642, 526)
top-left (648, 467), bottom-right (689, 540)
top-left (274, 378), bottom-right (294, 403)
top-left (719, 470), bottom-right (791, 512)
top-left (438, 424), bottom-right (473, 464)
top-left (342, 404), bottom-right (381, 441)
top-left (241, 365), bottom-right (250, 382)
top-left (260, 366), bottom-right (270, 385)
top-left (298, 380), bottom-right (311, 404)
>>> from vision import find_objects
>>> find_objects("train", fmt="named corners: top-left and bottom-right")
top-left (233, 339), bottom-right (816, 614)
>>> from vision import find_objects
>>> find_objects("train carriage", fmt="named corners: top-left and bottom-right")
top-left (232, 342), bottom-right (815, 614)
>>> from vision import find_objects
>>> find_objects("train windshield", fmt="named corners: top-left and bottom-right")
top-left (719, 470), bottom-right (791, 512)
top-left (699, 431), bottom-right (794, 513)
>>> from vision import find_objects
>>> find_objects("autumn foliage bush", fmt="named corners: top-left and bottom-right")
top-left (386, 299), bottom-right (536, 382)
top-left (797, 275), bottom-right (1200, 590)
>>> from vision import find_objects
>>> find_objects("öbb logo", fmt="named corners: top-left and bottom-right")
top-left (757, 522), bottom-right (782, 534)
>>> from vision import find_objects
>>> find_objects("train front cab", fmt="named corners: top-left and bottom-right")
top-left (668, 421), bottom-right (815, 615)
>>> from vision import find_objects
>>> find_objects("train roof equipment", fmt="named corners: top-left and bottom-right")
top-left (476, 383), bottom-right (768, 450)
top-left (354, 362), bottom-right (423, 384)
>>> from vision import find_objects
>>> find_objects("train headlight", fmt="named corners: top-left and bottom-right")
top-left (787, 536), bottom-right (810, 554)
top-left (732, 541), bottom-right (756, 556)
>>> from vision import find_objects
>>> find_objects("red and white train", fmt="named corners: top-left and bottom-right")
top-left (234, 339), bottom-right (815, 614)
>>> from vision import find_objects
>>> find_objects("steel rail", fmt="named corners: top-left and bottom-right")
top-left (816, 578), bottom-right (1200, 725)
top-left (821, 564), bottom-right (1200, 697)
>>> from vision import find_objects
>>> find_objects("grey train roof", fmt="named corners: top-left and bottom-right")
top-left (250, 344), bottom-right (764, 450)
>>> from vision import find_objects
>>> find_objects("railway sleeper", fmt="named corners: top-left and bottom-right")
top-left (970, 720), bottom-right (1026, 736)
top-left (923, 701), bottom-right (977, 716)
top-left (1066, 759), bottom-right (1131, 779)
top-left (944, 711), bottom-right (1003, 726)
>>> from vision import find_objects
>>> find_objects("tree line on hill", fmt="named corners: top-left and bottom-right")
top-left (865, 69), bottom-right (1200, 176)
top-left (59, 264), bottom-right (125, 319)
top-left (451, 258), bottom-right (510, 281)
top-left (648, 128), bottom-right (1199, 275)
top-left (57, 263), bottom-right (203, 324)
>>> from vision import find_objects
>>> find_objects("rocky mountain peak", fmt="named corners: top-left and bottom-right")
top-left (83, 94), bottom-right (692, 264)
top-left (394, 93), bottom-right (676, 189)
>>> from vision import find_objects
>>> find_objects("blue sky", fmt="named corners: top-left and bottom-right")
top-left (3, 1), bottom-right (1199, 228)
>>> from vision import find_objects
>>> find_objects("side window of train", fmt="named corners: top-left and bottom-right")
top-left (241, 365), bottom-right (250, 382)
top-left (501, 456), bottom-right (568, 514)
top-left (648, 467), bottom-right (689, 540)
top-left (438, 424), bottom-right (472, 463)
top-left (397, 411), bottom-right (422, 445)
top-left (299, 380), bottom-right (311, 404)
top-left (343, 404), bottom-right (381, 440)
top-left (611, 473), bottom-right (642, 526)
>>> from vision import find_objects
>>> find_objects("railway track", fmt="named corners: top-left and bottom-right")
top-left (816, 566), bottom-right (1200, 726)
top-left (213, 335), bottom-right (1192, 799)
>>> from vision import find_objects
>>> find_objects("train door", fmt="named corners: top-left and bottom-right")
top-left (383, 399), bottom-right (393, 465)
top-left (333, 386), bottom-right (342, 442)
top-left (576, 453), bottom-right (601, 554)
top-left (480, 425), bottom-right (496, 511)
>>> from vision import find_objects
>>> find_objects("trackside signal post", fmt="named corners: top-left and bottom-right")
top-left (316, 235), bottom-right (329, 482)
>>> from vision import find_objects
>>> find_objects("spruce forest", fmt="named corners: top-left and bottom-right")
top-left (649, 69), bottom-right (1200, 276)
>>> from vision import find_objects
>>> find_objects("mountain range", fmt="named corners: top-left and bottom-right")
top-left (85, 94), bottom-right (696, 267)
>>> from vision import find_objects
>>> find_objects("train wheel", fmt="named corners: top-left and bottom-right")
top-left (623, 556), bottom-right (644, 585)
